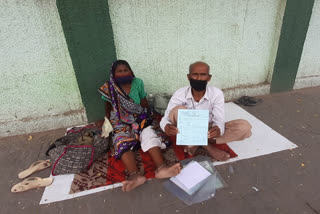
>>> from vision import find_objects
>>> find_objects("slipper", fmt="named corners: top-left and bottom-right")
top-left (18, 159), bottom-right (51, 179)
top-left (234, 96), bottom-right (263, 106)
top-left (11, 177), bottom-right (53, 193)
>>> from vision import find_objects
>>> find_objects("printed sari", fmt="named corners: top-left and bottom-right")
top-left (98, 71), bottom-right (169, 159)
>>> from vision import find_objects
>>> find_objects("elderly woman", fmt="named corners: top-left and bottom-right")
top-left (98, 60), bottom-right (180, 192)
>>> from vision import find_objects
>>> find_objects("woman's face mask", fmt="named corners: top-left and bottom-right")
top-left (114, 64), bottom-right (133, 84)
top-left (116, 74), bottom-right (133, 84)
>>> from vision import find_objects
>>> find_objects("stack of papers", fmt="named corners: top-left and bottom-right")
top-left (170, 161), bottom-right (211, 195)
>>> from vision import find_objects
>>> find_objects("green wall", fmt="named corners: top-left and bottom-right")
top-left (270, 0), bottom-right (315, 93)
top-left (56, 0), bottom-right (117, 122)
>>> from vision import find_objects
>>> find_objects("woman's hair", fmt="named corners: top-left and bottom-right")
top-left (111, 60), bottom-right (135, 77)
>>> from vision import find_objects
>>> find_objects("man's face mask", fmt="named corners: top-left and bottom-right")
top-left (189, 78), bottom-right (208, 91)
top-left (116, 74), bottom-right (133, 84)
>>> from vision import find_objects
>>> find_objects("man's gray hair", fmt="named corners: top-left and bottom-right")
top-left (189, 61), bottom-right (210, 73)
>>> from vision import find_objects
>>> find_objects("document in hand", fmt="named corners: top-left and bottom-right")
top-left (177, 109), bottom-right (209, 146)
top-left (170, 161), bottom-right (211, 195)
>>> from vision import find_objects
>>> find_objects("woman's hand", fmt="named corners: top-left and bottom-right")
top-left (140, 97), bottom-right (149, 108)
top-left (105, 101), bottom-right (112, 119)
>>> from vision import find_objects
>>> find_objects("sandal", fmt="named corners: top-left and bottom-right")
top-left (18, 159), bottom-right (51, 179)
top-left (11, 177), bottom-right (53, 193)
top-left (234, 96), bottom-right (263, 106)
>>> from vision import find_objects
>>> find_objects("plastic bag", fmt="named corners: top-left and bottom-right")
top-left (164, 156), bottom-right (226, 205)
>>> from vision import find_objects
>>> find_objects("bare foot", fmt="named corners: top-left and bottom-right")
top-left (206, 144), bottom-right (230, 161)
top-left (155, 163), bottom-right (181, 179)
top-left (122, 174), bottom-right (146, 192)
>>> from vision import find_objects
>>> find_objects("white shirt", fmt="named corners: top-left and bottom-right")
top-left (160, 86), bottom-right (225, 135)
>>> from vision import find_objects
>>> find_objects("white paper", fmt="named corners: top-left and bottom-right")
top-left (177, 109), bottom-right (209, 146)
top-left (170, 176), bottom-right (189, 193)
top-left (174, 161), bottom-right (211, 190)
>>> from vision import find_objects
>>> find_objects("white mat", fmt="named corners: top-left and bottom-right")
top-left (40, 103), bottom-right (297, 204)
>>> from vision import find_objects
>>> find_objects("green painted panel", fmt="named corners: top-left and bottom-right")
top-left (56, 0), bottom-right (116, 121)
top-left (271, 0), bottom-right (315, 93)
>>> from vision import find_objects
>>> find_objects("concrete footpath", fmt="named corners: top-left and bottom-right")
top-left (0, 87), bottom-right (319, 214)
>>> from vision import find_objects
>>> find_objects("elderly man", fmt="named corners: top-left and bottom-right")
top-left (159, 61), bottom-right (252, 161)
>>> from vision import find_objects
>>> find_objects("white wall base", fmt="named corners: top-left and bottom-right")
top-left (223, 83), bottom-right (271, 101)
top-left (0, 109), bottom-right (87, 137)
top-left (293, 76), bottom-right (320, 90)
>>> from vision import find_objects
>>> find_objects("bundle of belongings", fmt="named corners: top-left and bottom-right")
top-left (46, 123), bottom-right (111, 176)
top-left (11, 120), bottom-right (112, 193)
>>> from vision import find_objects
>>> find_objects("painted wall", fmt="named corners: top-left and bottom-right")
top-left (56, 0), bottom-right (117, 122)
top-left (0, 0), bottom-right (87, 137)
top-left (108, 0), bottom-right (286, 99)
top-left (294, 0), bottom-right (320, 89)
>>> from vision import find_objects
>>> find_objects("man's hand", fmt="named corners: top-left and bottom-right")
top-left (164, 124), bottom-right (179, 136)
top-left (208, 126), bottom-right (221, 139)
